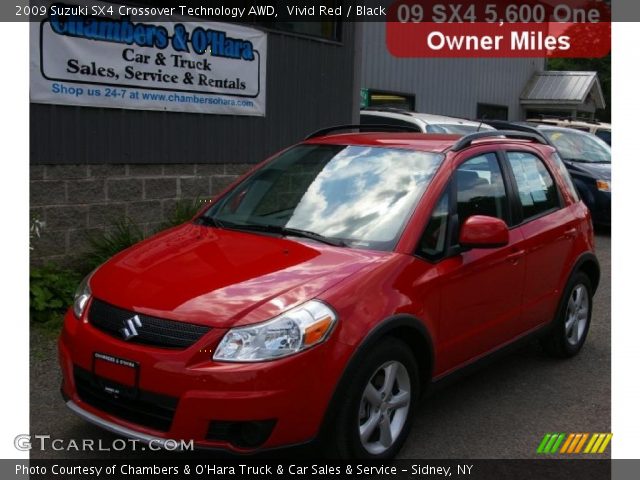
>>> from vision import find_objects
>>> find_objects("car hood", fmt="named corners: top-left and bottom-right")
top-left (565, 160), bottom-right (611, 182)
top-left (90, 223), bottom-right (390, 328)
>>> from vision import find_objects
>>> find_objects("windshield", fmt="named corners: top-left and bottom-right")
top-left (544, 128), bottom-right (611, 163)
top-left (203, 144), bottom-right (444, 250)
top-left (426, 123), bottom-right (493, 134)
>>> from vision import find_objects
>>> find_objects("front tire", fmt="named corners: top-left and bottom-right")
top-left (541, 271), bottom-right (593, 357)
top-left (329, 337), bottom-right (419, 459)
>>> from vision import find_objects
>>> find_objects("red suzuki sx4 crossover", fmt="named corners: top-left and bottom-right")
top-left (59, 127), bottom-right (599, 459)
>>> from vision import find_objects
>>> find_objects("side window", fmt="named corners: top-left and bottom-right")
top-left (456, 153), bottom-right (509, 226)
top-left (507, 152), bottom-right (560, 220)
top-left (418, 189), bottom-right (449, 259)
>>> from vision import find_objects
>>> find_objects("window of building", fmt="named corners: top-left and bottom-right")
top-left (261, 0), bottom-right (341, 41)
top-left (364, 90), bottom-right (416, 110)
top-left (131, 0), bottom-right (341, 41)
top-left (477, 103), bottom-right (509, 120)
top-left (507, 152), bottom-right (560, 220)
top-left (259, 21), bottom-right (341, 42)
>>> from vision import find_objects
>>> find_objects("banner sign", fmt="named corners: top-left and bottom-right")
top-left (30, 2), bottom-right (267, 115)
top-left (386, 0), bottom-right (610, 58)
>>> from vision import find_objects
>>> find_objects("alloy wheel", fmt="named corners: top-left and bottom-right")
top-left (565, 284), bottom-right (589, 346)
top-left (358, 360), bottom-right (411, 455)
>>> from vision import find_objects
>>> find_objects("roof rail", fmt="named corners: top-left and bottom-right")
top-left (450, 130), bottom-right (549, 152)
top-left (305, 124), bottom-right (421, 140)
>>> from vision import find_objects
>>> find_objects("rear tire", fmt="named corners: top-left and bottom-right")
top-left (328, 337), bottom-right (419, 459)
top-left (541, 271), bottom-right (593, 358)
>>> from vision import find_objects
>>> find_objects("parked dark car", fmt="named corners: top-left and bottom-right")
top-left (486, 121), bottom-right (611, 227)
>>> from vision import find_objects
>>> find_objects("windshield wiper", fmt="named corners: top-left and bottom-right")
top-left (215, 223), bottom-right (346, 247)
top-left (563, 157), bottom-right (591, 163)
top-left (195, 215), bottom-right (226, 228)
top-left (281, 226), bottom-right (347, 247)
top-left (196, 218), bottom-right (347, 247)
top-left (564, 157), bottom-right (610, 164)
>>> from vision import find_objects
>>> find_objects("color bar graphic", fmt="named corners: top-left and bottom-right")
top-left (537, 433), bottom-right (612, 454)
top-left (537, 433), bottom-right (566, 454)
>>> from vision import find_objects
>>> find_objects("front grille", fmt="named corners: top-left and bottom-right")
top-left (74, 366), bottom-right (177, 432)
top-left (89, 298), bottom-right (211, 349)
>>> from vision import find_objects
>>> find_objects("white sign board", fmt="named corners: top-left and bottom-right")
top-left (30, 2), bottom-right (267, 116)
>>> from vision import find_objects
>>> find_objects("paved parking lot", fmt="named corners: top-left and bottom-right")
top-left (29, 234), bottom-right (610, 459)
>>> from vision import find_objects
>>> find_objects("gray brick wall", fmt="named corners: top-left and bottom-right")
top-left (30, 163), bottom-right (253, 268)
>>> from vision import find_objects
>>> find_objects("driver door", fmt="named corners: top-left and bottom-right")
top-left (432, 151), bottom-right (527, 376)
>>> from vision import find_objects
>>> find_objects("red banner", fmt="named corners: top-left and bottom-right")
top-left (386, 1), bottom-right (611, 58)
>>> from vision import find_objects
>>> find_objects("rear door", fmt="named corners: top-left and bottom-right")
top-left (503, 150), bottom-right (576, 331)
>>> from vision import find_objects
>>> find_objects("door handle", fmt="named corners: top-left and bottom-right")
top-left (505, 249), bottom-right (526, 264)
top-left (563, 228), bottom-right (578, 239)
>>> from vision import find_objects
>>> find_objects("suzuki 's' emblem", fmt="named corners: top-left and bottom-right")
top-left (120, 315), bottom-right (142, 340)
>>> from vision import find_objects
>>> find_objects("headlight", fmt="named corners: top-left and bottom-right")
top-left (213, 300), bottom-right (337, 362)
top-left (596, 180), bottom-right (611, 192)
top-left (73, 272), bottom-right (93, 319)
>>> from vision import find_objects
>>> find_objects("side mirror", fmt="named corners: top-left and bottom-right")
top-left (459, 215), bottom-right (509, 249)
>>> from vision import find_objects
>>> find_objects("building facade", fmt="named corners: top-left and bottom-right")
top-left (30, 13), bottom-right (360, 268)
top-left (360, 22), bottom-right (545, 121)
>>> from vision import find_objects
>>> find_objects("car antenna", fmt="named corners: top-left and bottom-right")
top-left (477, 115), bottom-right (486, 132)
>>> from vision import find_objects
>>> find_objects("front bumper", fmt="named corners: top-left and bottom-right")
top-left (58, 306), bottom-right (351, 452)
top-left (65, 399), bottom-right (188, 449)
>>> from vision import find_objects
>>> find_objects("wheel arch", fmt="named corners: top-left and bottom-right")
top-left (317, 315), bottom-right (434, 443)
top-left (550, 252), bottom-right (600, 325)
top-left (541, 251), bottom-right (598, 357)
top-left (572, 252), bottom-right (600, 293)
